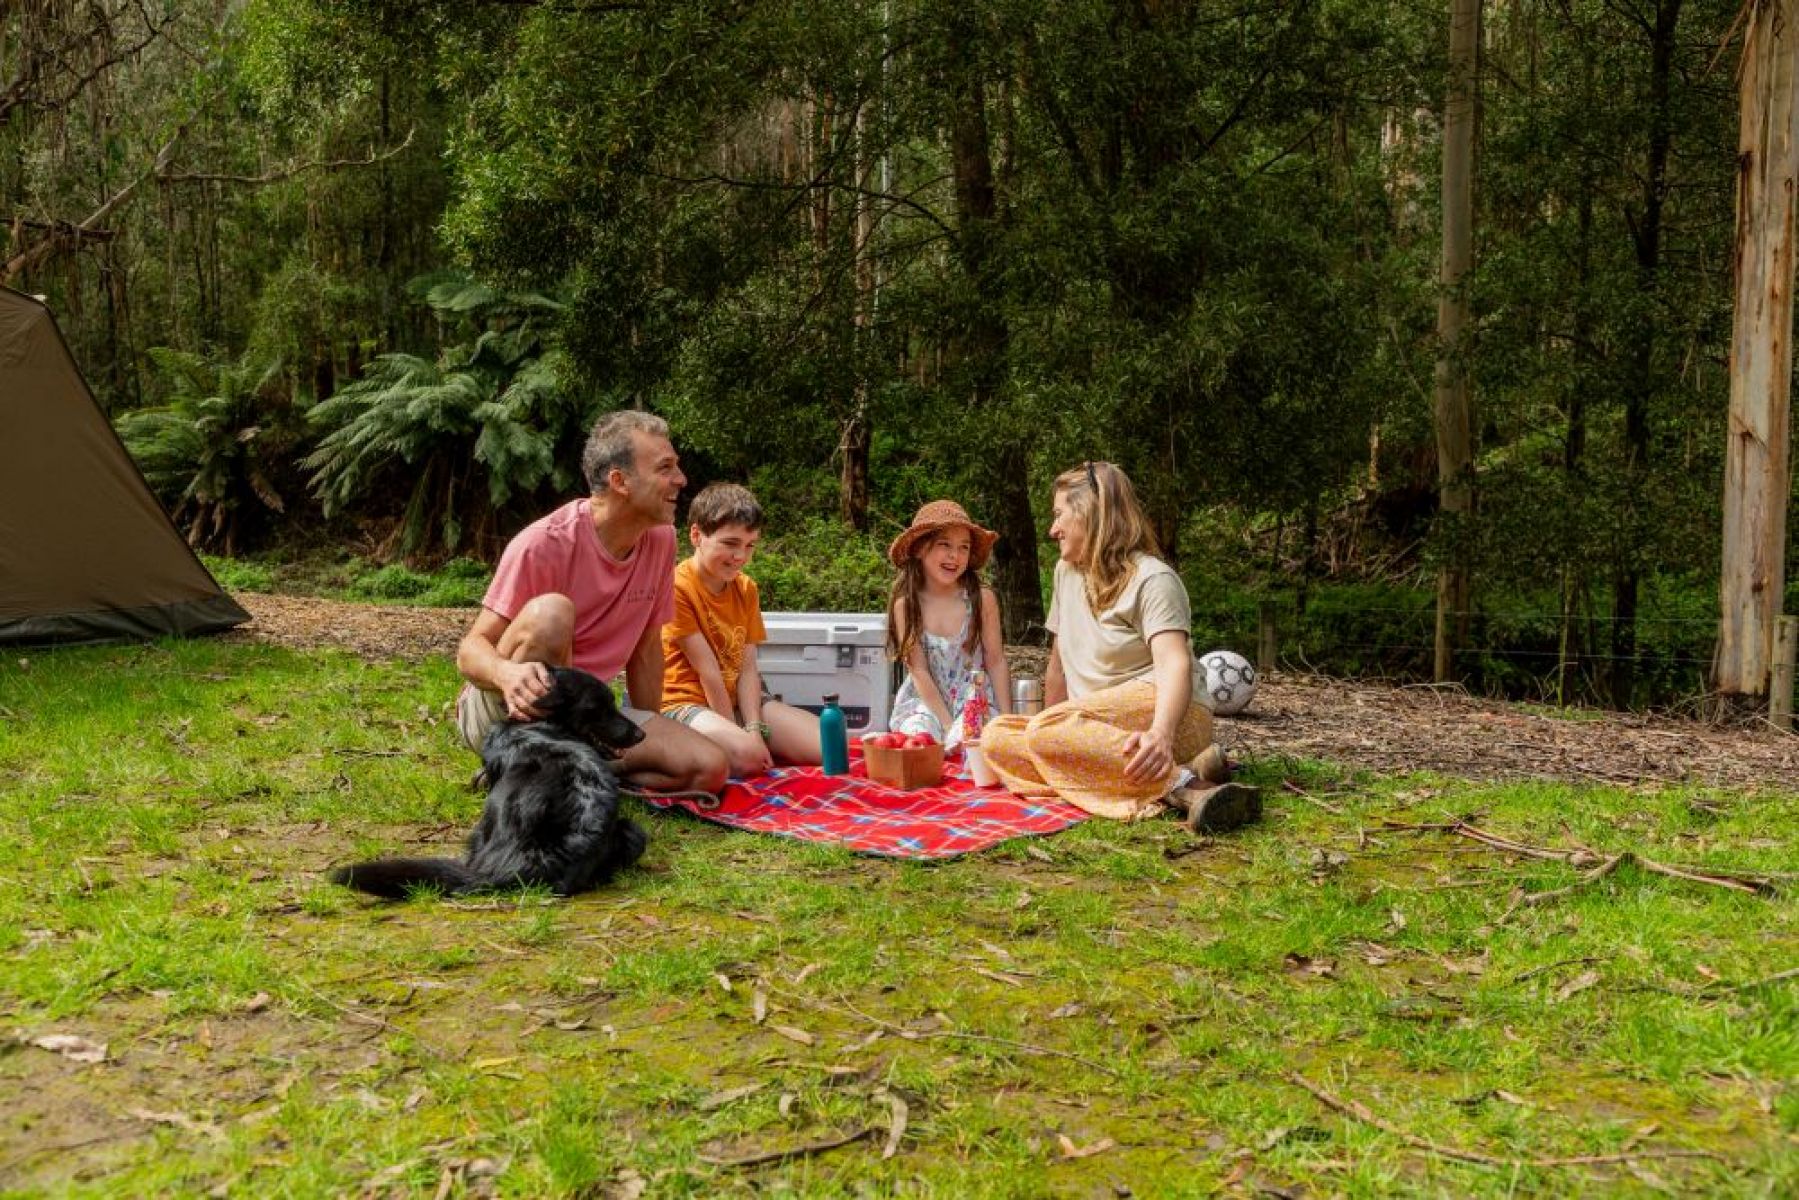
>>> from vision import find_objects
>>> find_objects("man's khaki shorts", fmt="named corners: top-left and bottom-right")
top-left (456, 683), bottom-right (657, 753)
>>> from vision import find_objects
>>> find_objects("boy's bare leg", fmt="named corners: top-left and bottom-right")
top-left (616, 715), bottom-right (730, 794)
top-left (680, 707), bottom-right (772, 778)
top-left (764, 700), bottom-right (822, 765)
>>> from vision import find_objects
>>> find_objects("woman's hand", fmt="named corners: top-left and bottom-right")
top-left (1121, 726), bottom-right (1176, 785)
top-left (1122, 629), bottom-right (1195, 786)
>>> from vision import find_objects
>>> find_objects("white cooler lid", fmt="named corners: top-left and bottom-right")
top-left (761, 611), bottom-right (887, 646)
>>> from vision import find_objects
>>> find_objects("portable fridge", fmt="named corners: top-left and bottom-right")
top-left (759, 611), bottom-right (894, 733)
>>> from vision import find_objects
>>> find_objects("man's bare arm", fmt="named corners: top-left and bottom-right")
top-left (457, 609), bottom-right (552, 718)
top-left (624, 620), bottom-right (666, 713)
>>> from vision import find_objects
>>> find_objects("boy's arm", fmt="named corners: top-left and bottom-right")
top-left (676, 631), bottom-right (737, 719)
top-left (736, 643), bottom-right (766, 730)
top-left (624, 620), bottom-right (666, 714)
top-left (979, 587), bottom-right (1012, 715)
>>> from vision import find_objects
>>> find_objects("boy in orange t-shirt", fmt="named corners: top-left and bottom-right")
top-left (661, 483), bottom-right (822, 776)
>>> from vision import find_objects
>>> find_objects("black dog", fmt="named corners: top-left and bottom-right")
top-left (331, 667), bottom-right (648, 898)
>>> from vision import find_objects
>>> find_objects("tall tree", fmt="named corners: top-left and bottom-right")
top-left (1716, 0), bottom-right (1799, 704)
top-left (1433, 0), bottom-right (1478, 682)
top-left (1607, 0), bottom-right (1683, 707)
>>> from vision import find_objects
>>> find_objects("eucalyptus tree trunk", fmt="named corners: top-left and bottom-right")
top-left (1558, 181), bottom-right (1593, 705)
top-left (1433, 0), bottom-right (1479, 682)
top-left (1608, 0), bottom-right (1681, 708)
top-left (1716, 0), bottom-right (1799, 704)
top-left (945, 16), bottom-right (1041, 639)
top-left (839, 104), bottom-right (874, 532)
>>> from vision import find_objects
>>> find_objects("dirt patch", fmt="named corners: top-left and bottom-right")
top-left (1226, 672), bottom-right (1799, 792)
top-left (230, 593), bottom-right (474, 662)
top-left (1, 999), bottom-right (330, 1192)
top-left (229, 593), bottom-right (1799, 791)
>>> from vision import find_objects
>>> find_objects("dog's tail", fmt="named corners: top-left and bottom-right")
top-left (616, 818), bottom-right (649, 870)
top-left (329, 857), bottom-right (483, 899)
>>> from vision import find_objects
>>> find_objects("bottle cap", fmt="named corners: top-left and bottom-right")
top-left (823, 692), bottom-right (840, 704)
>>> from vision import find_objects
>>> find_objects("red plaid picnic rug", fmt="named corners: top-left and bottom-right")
top-left (636, 747), bottom-right (1088, 859)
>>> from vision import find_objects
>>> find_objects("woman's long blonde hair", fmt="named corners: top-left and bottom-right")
top-left (1055, 461), bottom-right (1160, 612)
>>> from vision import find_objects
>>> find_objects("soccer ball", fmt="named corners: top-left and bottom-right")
top-left (1199, 649), bottom-right (1258, 716)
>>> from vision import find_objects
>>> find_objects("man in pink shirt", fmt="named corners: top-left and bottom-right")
top-left (455, 411), bottom-right (728, 794)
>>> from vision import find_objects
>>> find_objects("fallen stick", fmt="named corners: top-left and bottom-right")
top-left (1286, 1073), bottom-right (1722, 1169)
top-left (1381, 820), bottom-right (1776, 899)
top-left (1509, 956), bottom-right (1606, 984)
top-left (699, 1126), bottom-right (876, 1168)
top-left (1523, 854), bottom-right (1628, 906)
top-left (770, 983), bottom-right (1122, 1078)
top-left (1710, 965), bottom-right (1799, 994)
top-left (1282, 780), bottom-right (1345, 814)
top-left (1633, 855), bottom-right (1774, 896)
top-left (913, 1029), bottom-right (1122, 1077)
top-left (292, 978), bottom-right (394, 1031)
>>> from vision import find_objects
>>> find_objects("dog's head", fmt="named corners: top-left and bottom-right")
top-left (539, 667), bottom-right (646, 758)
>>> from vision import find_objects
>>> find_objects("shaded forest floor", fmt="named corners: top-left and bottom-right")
top-left (233, 594), bottom-right (1799, 792)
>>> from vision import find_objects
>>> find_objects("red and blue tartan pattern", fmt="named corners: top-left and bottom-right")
top-left (638, 746), bottom-right (1088, 859)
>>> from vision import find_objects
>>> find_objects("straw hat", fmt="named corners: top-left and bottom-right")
top-left (887, 500), bottom-right (999, 568)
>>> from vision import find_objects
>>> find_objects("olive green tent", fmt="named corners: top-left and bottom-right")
top-left (0, 287), bottom-right (248, 644)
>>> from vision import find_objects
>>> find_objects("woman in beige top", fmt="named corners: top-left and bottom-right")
top-left (981, 462), bottom-right (1260, 831)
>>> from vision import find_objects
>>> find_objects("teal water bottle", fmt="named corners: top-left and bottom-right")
top-left (819, 693), bottom-right (850, 776)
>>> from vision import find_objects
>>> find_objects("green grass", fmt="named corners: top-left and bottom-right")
top-left (2, 641), bottom-right (1796, 1196)
top-left (198, 553), bottom-right (488, 607)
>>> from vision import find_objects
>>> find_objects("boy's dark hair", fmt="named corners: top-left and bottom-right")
top-left (687, 482), bottom-right (764, 534)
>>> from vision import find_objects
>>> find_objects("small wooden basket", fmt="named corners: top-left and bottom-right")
top-left (863, 742), bottom-right (945, 790)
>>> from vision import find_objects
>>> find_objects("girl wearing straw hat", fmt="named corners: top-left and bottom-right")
top-left (884, 500), bottom-right (1013, 749)
top-left (980, 462), bottom-right (1261, 832)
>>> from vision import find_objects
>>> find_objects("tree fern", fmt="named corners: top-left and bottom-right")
top-left (306, 274), bottom-right (589, 558)
top-left (115, 349), bottom-right (293, 556)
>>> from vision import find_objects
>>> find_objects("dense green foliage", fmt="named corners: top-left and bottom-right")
top-left (2, 0), bottom-right (1781, 705)
top-left (305, 275), bottom-right (589, 557)
top-left (116, 349), bottom-right (298, 556)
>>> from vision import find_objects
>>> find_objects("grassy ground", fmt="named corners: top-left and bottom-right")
top-left (1, 640), bottom-right (1795, 1198)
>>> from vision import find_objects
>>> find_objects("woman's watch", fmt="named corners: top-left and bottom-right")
top-left (746, 720), bottom-right (772, 740)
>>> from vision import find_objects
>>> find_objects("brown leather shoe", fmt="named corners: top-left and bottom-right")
top-left (1173, 782), bottom-right (1263, 834)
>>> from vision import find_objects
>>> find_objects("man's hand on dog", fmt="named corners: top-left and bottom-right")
top-left (498, 660), bottom-right (555, 719)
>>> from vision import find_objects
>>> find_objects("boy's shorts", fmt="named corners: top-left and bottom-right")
top-left (662, 704), bottom-right (713, 729)
top-left (456, 683), bottom-right (656, 753)
top-left (662, 704), bottom-right (756, 744)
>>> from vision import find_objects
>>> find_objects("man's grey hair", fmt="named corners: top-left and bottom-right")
top-left (582, 410), bottom-right (672, 493)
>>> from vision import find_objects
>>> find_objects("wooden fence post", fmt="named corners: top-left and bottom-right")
top-left (1258, 601), bottom-right (1278, 675)
top-left (1772, 616), bottom-right (1798, 731)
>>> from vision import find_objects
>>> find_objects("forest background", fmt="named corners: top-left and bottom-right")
top-left (3, 0), bottom-right (1782, 709)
